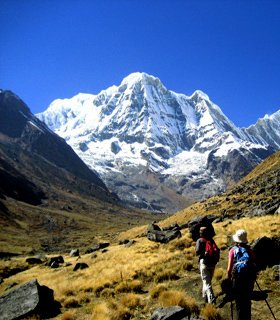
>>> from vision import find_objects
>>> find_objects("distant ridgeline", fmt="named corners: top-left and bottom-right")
top-left (36, 73), bottom-right (280, 212)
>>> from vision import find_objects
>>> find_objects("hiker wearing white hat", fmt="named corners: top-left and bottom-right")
top-left (227, 229), bottom-right (256, 320)
top-left (232, 229), bottom-right (248, 244)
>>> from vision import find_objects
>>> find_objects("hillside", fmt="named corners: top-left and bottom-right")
top-left (0, 90), bottom-right (157, 254)
top-left (0, 151), bottom-right (279, 320)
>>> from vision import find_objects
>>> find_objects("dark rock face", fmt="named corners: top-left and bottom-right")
top-left (252, 236), bottom-right (280, 270)
top-left (0, 158), bottom-right (45, 205)
top-left (188, 215), bottom-right (217, 241)
top-left (0, 279), bottom-right (60, 320)
top-left (0, 90), bottom-right (119, 205)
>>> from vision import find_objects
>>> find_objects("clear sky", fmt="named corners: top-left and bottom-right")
top-left (1, 0), bottom-right (280, 127)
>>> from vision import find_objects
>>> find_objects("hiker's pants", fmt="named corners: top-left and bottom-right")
top-left (199, 259), bottom-right (215, 303)
top-left (233, 277), bottom-right (254, 320)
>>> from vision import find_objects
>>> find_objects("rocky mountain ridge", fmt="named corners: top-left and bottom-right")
top-left (0, 90), bottom-right (118, 206)
top-left (37, 73), bottom-right (280, 212)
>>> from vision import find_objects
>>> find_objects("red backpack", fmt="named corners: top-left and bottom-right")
top-left (202, 238), bottom-right (220, 266)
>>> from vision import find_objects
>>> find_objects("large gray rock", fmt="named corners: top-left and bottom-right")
top-left (0, 279), bottom-right (60, 320)
top-left (188, 215), bottom-right (216, 241)
top-left (151, 306), bottom-right (202, 320)
top-left (151, 306), bottom-right (188, 320)
top-left (147, 229), bottom-right (181, 243)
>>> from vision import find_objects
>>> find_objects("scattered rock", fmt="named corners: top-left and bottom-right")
top-left (25, 257), bottom-right (43, 265)
top-left (69, 249), bottom-right (80, 257)
top-left (50, 261), bottom-right (60, 269)
top-left (147, 229), bottom-right (181, 243)
top-left (73, 263), bottom-right (89, 271)
top-left (47, 255), bottom-right (64, 267)
top-left (119, 239), bottom-right (130, 245)
top-left (124, 240), bottom-right (136, 247)
top-left (0, 279), bottom-right (61, 320)
top-left (85, 243), bottom-right (110, 254)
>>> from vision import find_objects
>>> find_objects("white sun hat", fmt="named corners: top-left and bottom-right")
top-left (232, 229), bottom-right (248, 243)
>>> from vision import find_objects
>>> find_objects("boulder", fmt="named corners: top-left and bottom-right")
top-left (47, 255), bottom-right (64, 267)
top-left (151, 306), bottom-right (202, 320)
top-left (73, 262), bottom-right (89, 271)
top-left (252, 236), bottom-right (280, 270)
top-left (188, 215), bottom-right (216, 241)
top-left (124, 240), bottom-right (136, 247)
top-left (147, 229), bottom-right (181, 243)
top-left (25, 257), bottom-right (43, 265)
top-left (69, 249), bottom-right (80, 257)
top-left (0, 279), bottom-right (60, 320)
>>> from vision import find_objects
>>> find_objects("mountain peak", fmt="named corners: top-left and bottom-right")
top-left (120, 72), bottom-right (165, 89)
top-left (190, 90), bottom-right (210, 101)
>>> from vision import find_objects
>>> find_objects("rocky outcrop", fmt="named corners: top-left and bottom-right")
top-left (147, 223), bottom-right (182, 243)
top-left (252, 236), bottom-right (280, 270)
top-left (0, 279), bottom-right (60, 320)
top-left (188, 215), bottom-right (217, 241)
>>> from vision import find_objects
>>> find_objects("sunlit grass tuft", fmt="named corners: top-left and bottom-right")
top-left (158, 290), bottom-right (199, 315)
top-left (201, 303), bottom-right (222, 320)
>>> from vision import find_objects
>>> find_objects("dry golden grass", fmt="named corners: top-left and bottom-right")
top-left (150, 283), bottom-right (169, 299)
top-left (60, 310), bottom-right (77, 320)
top-left (158, 290), bottom-right (199, 315)
top-left (0, 214), bottom-right (279, 320)
top-left (201, 304), bottom-right (223, 320)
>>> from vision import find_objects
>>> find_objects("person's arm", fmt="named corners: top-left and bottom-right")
top-left (227, 248), bottom-right (234, 279)
top-left (195, 238), bottom-right (205, 258)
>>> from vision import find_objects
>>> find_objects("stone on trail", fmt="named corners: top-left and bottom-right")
top-left (0, 279), bottom-right (61, 320)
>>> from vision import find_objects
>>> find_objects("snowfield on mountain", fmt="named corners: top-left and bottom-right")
top-left (37, 73), bottom-right (280, 212)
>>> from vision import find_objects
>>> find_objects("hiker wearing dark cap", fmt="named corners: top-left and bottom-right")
top-left (196, 226), bottom-right (220, 304)
top-left (227, 229), bottom-right (256, 320)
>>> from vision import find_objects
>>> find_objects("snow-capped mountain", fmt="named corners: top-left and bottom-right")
top-left (37, 73), bottom-right (279, 212)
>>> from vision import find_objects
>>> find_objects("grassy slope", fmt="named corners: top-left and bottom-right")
top-left (0, 151), bottom-right (279, 319)
top-left (0, 215), bottom-right (279, 320)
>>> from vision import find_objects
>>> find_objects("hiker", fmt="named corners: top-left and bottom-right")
top-left (195, 226), bottom-right (220, 304)
top-left (227, 229), bottom-right (256, 320)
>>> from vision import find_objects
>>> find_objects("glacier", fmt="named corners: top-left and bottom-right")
top-left (37, 72), bottom-right (280, 212)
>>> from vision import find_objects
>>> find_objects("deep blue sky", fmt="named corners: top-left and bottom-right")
top-left (1, 0), bottom-right (280, 127)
